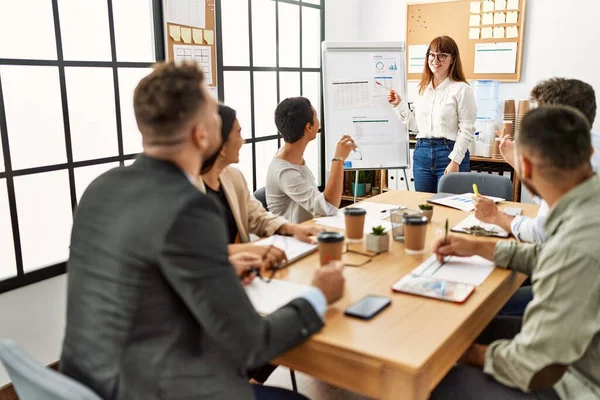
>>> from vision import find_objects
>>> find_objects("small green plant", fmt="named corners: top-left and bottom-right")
top-left (358, 170), bottom-right (374, 184)
top-left (419, 204), bottom-right (433, 211)
top-left (371, 225), bottom-right (387, 235)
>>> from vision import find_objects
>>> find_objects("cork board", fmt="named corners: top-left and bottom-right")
top-left (165, 0), bottom-right (217, 87)
top-left (406, 0), bottom-right (527, 82)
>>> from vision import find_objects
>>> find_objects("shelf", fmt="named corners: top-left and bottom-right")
top-left (341, 194), bottom-right (382, 202)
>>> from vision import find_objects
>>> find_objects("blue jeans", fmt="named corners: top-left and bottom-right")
top-left (498, 286), bottom-right (533, 317)
top-left (413, 138), bottom-right (470, 193)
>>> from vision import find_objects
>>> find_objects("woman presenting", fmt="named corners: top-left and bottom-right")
top-left (388, 35), bottom-right (477, 193)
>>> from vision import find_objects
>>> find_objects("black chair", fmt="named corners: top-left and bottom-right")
top-left (254, 187), bottom-right (268, 209)
top-left (438, 172), bottom-right (514, 200)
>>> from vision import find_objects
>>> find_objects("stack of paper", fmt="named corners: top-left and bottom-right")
top-left (452, 214), bottom-right (509, 238)
top-left (428, 193), bottom-right (504, 212)
top-left (313, 215), bottom-right (392, 234)
top-left (412, 254), bottom-right (496, 286)
top-left (244, 279), bottom-right (312, 315)
top-left (253, 235), bottom-right (317, 264)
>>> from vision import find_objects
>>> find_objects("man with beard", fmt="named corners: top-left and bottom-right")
top-left (60, 62), bottom-right (345, 400)
top-left (430, 105), bottom-right (600, 399)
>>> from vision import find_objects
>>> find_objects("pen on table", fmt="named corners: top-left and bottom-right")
top-left (473, 183), bottom-right (479, 197)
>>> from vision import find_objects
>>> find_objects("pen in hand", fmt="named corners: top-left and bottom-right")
top-left (473, 183), bottom-right (479, 197)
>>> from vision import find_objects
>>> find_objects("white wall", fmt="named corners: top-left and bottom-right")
top-left (0, 276), bottom-right (67, 386)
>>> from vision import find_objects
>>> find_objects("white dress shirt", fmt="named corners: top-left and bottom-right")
top-left (393, 78), bottom-right (477, 164)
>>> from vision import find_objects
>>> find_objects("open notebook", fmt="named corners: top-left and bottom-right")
top-left (244, 279), bottom-right (312, 315)
top-left (253, 235), bottom-right (317, 265)
top-left (452, 214), bottom-right (509, 238)
top-left (411, 254), bottom-right (496, 286)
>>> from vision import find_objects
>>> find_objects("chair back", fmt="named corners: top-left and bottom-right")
top-left (0, 339), bottom-right (101, 400)
top-left (438, 172), bottom-right (514, 200)
top-left (254, 187), bottom-right (268, 209)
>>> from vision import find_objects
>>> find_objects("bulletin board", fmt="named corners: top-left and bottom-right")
top-left (406, 0), bottom-right (527, 82)
top-left (164, 0), bottom-right (217, 88)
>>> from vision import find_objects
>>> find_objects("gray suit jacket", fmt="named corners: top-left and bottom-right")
top-left (60, 155), bottom-right (324, 400)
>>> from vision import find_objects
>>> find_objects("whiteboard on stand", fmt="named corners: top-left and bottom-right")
top-left (321, 41), bottom-right (410, 172)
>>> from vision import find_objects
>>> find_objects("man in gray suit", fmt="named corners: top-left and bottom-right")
top-left (60, 62), bottom-right (345, 400)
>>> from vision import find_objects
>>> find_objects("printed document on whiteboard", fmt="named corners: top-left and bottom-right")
top-left (352, 116), bottom-right (392, 144)
top-left (332, 80), bottom-right (370, 109)
top-left (474, 42), bottom-right (518, 74)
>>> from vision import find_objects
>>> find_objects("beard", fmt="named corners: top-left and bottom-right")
top-left (521, 177), bottom-right (540, 198)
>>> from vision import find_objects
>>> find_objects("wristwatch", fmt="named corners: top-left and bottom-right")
top-left (331, 157), bottom-right (344, 162)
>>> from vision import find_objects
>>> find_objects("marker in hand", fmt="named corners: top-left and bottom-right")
top-left (473, 183), bottom-right (479, 197)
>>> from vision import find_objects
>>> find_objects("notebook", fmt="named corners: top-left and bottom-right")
top-left (427, 193), bottom-right (504, 212)
top-left (253, 235), bottom-right (317, 265)
top-left (244, 279), bottom-right (312, 315)
top-left (452, 214), bottom-right (509, 238)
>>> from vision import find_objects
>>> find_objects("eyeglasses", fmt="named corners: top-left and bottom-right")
top-left (427, 52), bottom-right (451, 62)
top-left (351, 146), bottom-right (363, 160)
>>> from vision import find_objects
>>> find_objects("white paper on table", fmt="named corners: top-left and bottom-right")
top-left (506, 11), bottom-right (519, 24)
top-left (507, 0), bottom-right (519, 10)
top-left (494, 12), bottom-right (506, 24)
top-left (408, 44), bottom-right (429, 74)
top-left (469, 28), bottom-right (481, 40)
top-left (482, 13), bottom-right (494, 25)
top-left (253, 235), bottom-right (317, 264)
top-left (495, 0), bottom-right (506, 10)
top-left (353, 201), bottom-right (402, 219)
top-left (469, 15), bottom-right (481, 27)
top-left (470, 1), bottom-right (481, 13)
top-left (313, 215), bottom-right (392, 234)
top-left (413, 254), bottom-right (495, 286)
top-left (481, 27), bottom-right (493, 39)
top-left (428, 193), bottom-right (504, 212)
top-left (506, 26), bottom-right (519, 38)
top-left (452, 214), bottom-right (509, 238)
top-left (482, 0), bottom-right (495, 12)
top-left (474, 42), bottom-right (518, 74)
top-left (493, 26), bottom-right (505, 39)
top-left (244, 279), bottom-right (312, 315)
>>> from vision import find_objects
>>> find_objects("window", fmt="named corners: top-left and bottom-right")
top-left (216, 0), bottom-right (324, 193)
top-left (0, 0), bottom-right (163, 293)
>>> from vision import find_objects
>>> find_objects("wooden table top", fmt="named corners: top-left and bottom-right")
top-left (273, 190), bottom-right (538, 399)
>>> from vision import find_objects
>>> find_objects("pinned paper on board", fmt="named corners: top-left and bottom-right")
top-left (506, 26), bottom-right (519, 38)
top-left (494, 12), bottom-right (506, 24)
top-left (469, 28), bottom-right (481, 40)
top-left (469, 15), bottom-right (481, 27)
top-left (169, 25), bottom-right (181, 42)
top-left (493, 26), bottom-right (505, 39)
top-left (506, 11), bottom-right (519, 24)
top-left (481, 27), bottom-right (493, 39)
top-left (181, 27), bottom-right (192, 44)
top-left (168, 0), bottom-right (206, 29)
top-left (173, 44), bottom-right (213, 84)
top-left (482, 1), bottom-right (495, 12)
top-left (507, 0), bottom-right (519, 10)
top-left (204, 29), bottom-right (214, 45)
top-left (193, 28), bottom-right (203, 44)
top-left (408, 44), bottom-right (428, 74)
top-left (474, 42), bottom-right (518, 74)
top-left (482, 13), bottom-right (494, 25)
top-left (470, 1), bottom-right (481, 13)
top-left (495, 0), bottom-right (506, 10)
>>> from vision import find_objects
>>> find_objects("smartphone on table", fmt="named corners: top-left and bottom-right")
top-left (344, 295), bottom-right (391, 320)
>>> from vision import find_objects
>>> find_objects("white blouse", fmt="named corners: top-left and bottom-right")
top-left (394, 78), bottom-right (477, 164)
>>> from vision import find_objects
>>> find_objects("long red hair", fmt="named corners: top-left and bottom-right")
top-left (418, 36), bottom-right (467, 95)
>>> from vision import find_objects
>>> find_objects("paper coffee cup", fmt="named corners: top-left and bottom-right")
top-left (317, 232), bottom-right (345, 266)
top-left (403, 215), bottom-right (428, 254)
top-left (344, 207), bottom-right (367, 242)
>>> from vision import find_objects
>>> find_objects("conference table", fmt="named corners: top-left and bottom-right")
top-left (271, 190), bottom-right (539, 400)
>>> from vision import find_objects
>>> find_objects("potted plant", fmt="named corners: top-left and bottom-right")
top-left (418, 204), bottom-right (434, 223)
top-left (361, 170), bottom-right (374, 194)
top-left (371, 186), bottom-right (380, 195)
top-left (349, 171), bottom-right (370, 197)
top-left (366, 225), bottom-right (390, 253)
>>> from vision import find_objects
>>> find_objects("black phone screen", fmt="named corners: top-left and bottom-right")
top-left (344, 295), bottom-right (391, 320)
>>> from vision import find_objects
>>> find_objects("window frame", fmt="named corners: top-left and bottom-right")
top-left (215, 0), bottom-right (325, 192)
top-left (0, 0), bottom-right (166, 294)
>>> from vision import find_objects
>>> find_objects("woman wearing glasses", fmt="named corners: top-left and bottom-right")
top-left (387, 35), bottom-right (476, 193)
top-left (199, 104), bottom-right (322, 267)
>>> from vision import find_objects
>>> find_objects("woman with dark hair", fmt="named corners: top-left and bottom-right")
top-left (199, 104), bottom-right (322, 264)
top-left (387, 35), bottom-right (477, 193)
